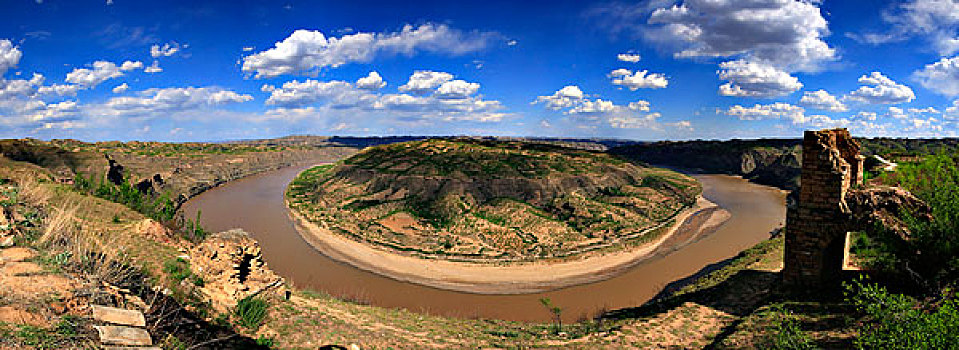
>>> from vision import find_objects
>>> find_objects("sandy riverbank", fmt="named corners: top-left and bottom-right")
top-left (287, 196), bottom-right (731, 294)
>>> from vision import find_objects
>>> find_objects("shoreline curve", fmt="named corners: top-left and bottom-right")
top-left (286, 174), bottom-right (732, 294)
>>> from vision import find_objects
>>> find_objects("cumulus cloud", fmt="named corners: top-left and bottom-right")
top-left (855, 111), bottom-right (878, 120)
top-left (261, 71), bottom-right (504, 122)
top-left (241, 24), bottom-right (496, 78)
top-left (65, 60), bottom-right (141, 87)
top-left (845, 72), bottom-right (916, 104)
top-left (398, 70), bottom-right (453, 93)
top-left (908, 106), bottom-right (941, 114)
top-left (36, 83), bottom-right (80, 97)
top-left (150, 42), bottom-right (180, 57)
top-left (263, 79), bottom-right (369, 107)
top-left (355, 71), bottom-right (386, 90)
top-left (726, 102), bottom-right (807, 123)
top-left (617, 53), bottom-right (641, 63)
top-left (435, 80), bottom-right (480, 99)
top-left (717, 60), bottom-right (802, 98)
top-left (609, 68), bottom-right (668, 90)
top-left (533, 85), bottom-right (584, 110)
top-left (120, 61), bottom-right (144, 71)
top-left (534, 86), bottom-right (686, 130)
top-left (799, 90), bottom-right (848, 112)
top-left (0, 73), bottom-right (43, 99)
top-left (144, 61), bottom-right (162, 73)
top-left (569, 99), bottom-right (617, 114)
top-left (96, 87), bottom-right (253, 116)
top-left (913, 55), bottom-right (959, 96)
top-left (112, 83), bottom-right (129, 94)
top-left (0, 39), bottom-right (22, 76)
top-left (851, 0), bottom-right (959, 56)
top-left (644, 0), bottom-right (836, 71)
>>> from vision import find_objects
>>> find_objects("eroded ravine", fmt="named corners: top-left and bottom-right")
top-left (183, 163), bottom-right (786, 322)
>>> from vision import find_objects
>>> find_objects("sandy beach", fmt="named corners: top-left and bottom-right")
top-left (287, 196), bottom-right (731, 294)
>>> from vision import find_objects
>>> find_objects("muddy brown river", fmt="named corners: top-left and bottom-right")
top-left (183, 163), bottom-right (786, 322)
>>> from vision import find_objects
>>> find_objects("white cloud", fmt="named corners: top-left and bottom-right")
top-left (398, 70), bottom-right (453, 93)
top-left (853, 0), bottom-right (959, 56)
top-left (608, 112), bottom-right (663, 129)
top-left (0, 73), bottom-right (43, 99)
top-left (242, 46), bottom-right (255, 52)
top-left (534, 85), bottom-right (584, 110)
top-left (534, 86), bottom-right (686, 130)
top-left (913, 55), bottom-right (959, 96)
top-left (241, 24), bottom-right (496, 78)
top-left (65, 60), bottom-right (140, 87)
top-left (908, 106), bottom-right (941, 114)
top-left (617, 53), bottom-right (641, 63)
top-left (120, 61), bottom-right (143, 71)
top-left (609, 68), bottom-right (668, 90)
top-left (717, 60), bottom-right (802, 98)
top-left (628, 100), bottom-right (651, 111)
top-left (726, 102), bottom-right (807, 124)
top-left (150, 42), bottom-right (180, 58)
top-left (96, 87), bottom-right (253, 117)
top-left (799, 90), bottom-right (848, 112)
top-left (0, 39), bottom-right (22, 76)
top-left (845, 72), bottom-right (916, 104)
top-left (645, 0), bottom-right (835, 71)
top-left (36, 83), bottom-right (80, 97)
top-left (144, 61), bottom-right (162, 73)
top-left (855, 111), bottom-right (878, 121)
top-left (263, 79), bottom-right (370, 107)
top-left (888, 106), bottom-right (908, 119)
top-left (569, 99), bottom-right (616, 114)
top-left (112, 83), bottom-right (129, 94)
top-left (261, 72), bottom-right (504, 122)
top-left (355, 71), bottom-right (386, 90)
top-left (435, 80), bottom-right (480, 99)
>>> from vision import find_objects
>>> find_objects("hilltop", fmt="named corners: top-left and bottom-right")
top-left (287, 138), bottom-right (701, 263)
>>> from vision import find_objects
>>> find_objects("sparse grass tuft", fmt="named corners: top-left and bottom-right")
top-left (234, 296), bottom-right (269, 330)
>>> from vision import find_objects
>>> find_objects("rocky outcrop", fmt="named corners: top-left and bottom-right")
top-left (189, 229), bottom-right (284, 312)
top-left (846, 187), bottom-right (931, 241)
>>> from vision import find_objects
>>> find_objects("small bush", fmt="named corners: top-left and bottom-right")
top-left (845, 277), bottom-right (959, 349)
top-left (256, 335), bottom-right (275, 347)
top-left (163, 258), bottom-right (192, 284)
top-left (234, 296), bottom-right (268, 330)
top-left (765, 305), bottom-right (815, 350)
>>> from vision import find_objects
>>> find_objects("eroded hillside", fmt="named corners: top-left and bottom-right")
top-left (288, 138), bottom-right (701, 262)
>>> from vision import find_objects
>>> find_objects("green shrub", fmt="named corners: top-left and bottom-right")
top-left (845, 277), bottom-right (959, 349)
top-left (874, 152), bottom-right (959, 286)
top-left (163, 258), bottom-right (192, 284)
top-left (234, 296), bottom-right (269, 330)
top-left (765, 305), bottom-right (815, 350)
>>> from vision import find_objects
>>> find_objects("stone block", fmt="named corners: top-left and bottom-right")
top-left (91, 305), bottom-right (146, 327)
top-left (94, 325), bottom-right (152, 346)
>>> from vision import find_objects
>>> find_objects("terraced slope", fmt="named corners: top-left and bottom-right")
top-left (288, 138), bottom-right (701, 262)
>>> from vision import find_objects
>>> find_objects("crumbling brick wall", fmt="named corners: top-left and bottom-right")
top-left (783, 128), bottom-right (865, 286)
top-left (190, 229), bottom-right (285, 312)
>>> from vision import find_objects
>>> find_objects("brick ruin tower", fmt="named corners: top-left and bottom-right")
top-left (783, 128), bottom-right (865, 287)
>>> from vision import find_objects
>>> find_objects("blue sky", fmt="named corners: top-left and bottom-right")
top-left (1, 0), bottom-right (959, 141)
